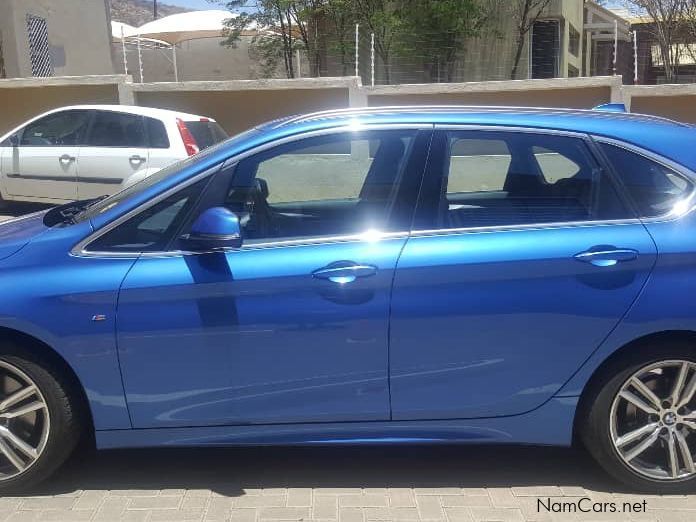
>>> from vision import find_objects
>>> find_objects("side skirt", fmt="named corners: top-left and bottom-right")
top-left (96, 397), bottom-right (578, 449)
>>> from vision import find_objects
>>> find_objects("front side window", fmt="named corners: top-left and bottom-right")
top-left (20, 110), bottom-right (90, 146)
top-left (599, 142), bottom-right (693, 218)
top-left (88, 111), bottom-right (146, 148)
top-left (86, 179), bottom-right (208, 252)
top-left (416, 130), bottom-right (630, 230)
top-left (219, 130), bottom-right (421, 242)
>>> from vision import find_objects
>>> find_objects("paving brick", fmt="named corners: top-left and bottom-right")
top-left (440, 496), bottom-right (491, 508)
top-left (339, 508), bottom-right (365, 522)
top-left (36, 510), bottom-right (95, 521)
top-left (150, 508), bottom-right (207, 521)
top-left (18, 498), bottom-right (75, 511)
top-left (339, 495), bottom-right (389, 508)
top-left (443, 508), bottom-right (473, 522)
top-left (260, 507), bottom-right (311, 520)
top-left (288, 489), bottom-right (313, 507)
top-left (389, 489), bottom-right (416, 508)
top-left (128, 495), bottom-right (182, 510)
top-left (468, 507), bottom-right (525, 522)
top-left (235, 495), bottom-right (287, 508)
top-left (313, 496), bottom-right (338, 519)
top-left (415, 496), bottom-right (445, 520)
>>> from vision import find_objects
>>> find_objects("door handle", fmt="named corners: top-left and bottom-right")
top-left (574, 247), bottom-right (639, 267)
top-left (58, 154), bottom-right (76, 164)
top-left (312, 262), bottom-right (377, 284)
top-left (129, 155), bottom-right (146, 163)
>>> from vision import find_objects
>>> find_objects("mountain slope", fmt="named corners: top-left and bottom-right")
top-left (110, 0), bottom-right (190, 27)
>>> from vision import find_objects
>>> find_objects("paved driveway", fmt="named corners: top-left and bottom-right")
top-left (2, 445), bottom-right (696, 522)
top-left (0, 204), bottom-right (695, 521)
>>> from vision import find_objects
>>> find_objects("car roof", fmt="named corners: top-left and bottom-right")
top-left (42, 104), bottom-right (216, 122)
top-left (259, 106), bottom-right (696, 172)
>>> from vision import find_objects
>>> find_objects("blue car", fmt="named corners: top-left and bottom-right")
top-left (1, 106), bottom-right (696, 492)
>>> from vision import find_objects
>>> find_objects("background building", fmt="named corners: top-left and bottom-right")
top-left (0, 0), bottom-right (114, 79)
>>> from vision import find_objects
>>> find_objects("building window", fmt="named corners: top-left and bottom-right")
top-left (569, 24), bottom-right (580, 57)
top-left (26, 14), bottom-right (53, 77)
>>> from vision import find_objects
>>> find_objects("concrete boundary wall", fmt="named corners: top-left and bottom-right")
top-left (1, 74), bottom-right (696, 137)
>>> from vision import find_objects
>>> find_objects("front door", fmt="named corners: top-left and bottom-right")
top-left (108, 128), bottom-right (430, 428)
top-left (77, 110), bottom-right (150, 199)
top-left (389, 128), bottom-right (657, 420)
top-left (2, 109), bottom-right (90, 201)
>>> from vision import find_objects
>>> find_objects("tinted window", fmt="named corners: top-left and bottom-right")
top-left (184, 120), bottom-right (228, 150)
top-left (86, 179), bottom-right (208, 252)
top-left (88, 111), bottom-right (146, 147)
top-left (417, 130), bottom-right (629, 230)
top-left (20, 110), bottom-right (90, 146)
top-left (145, 117), bottom-right (169, 149)
top-left (599, 142), bottom-right (693, 217)
top-left (218, 130), bottom-right (420, 242)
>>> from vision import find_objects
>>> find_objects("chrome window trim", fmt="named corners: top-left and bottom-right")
top-left (71, 123), bottom-right (431, 258)
top-left (432, 124), bottom-right (589, 138)
top-left (590, 135), bottom-right (696, 223)
top-left (409, 218), bottom-right (643, 239)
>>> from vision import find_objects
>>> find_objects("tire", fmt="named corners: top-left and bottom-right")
top-left (0, 344), bottom-right (83, 492)
top-left (581, 341), bottom-right (696, 493)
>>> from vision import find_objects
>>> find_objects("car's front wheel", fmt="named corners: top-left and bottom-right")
top-left (0, 347), bottom-right (83, 491)
top-left (582, 343), bottom-right (696, 492)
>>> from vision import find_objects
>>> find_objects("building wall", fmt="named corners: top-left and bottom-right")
top-left (0, 0), bottom-right (113, 79)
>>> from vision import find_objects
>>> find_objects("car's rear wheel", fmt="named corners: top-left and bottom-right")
top-left (0, 348), bottom-right (83, 492)
top-left (583, 343), bottom-right (696, 492)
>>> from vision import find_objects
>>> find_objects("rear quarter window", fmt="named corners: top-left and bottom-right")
top-left (184, 120), bottom-right (228, 150)
top-left (599, 142), bottom-right (693, 217)
top-left (145, 117), bottom-right (170, 149)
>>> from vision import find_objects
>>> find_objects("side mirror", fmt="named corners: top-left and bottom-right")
top-left (182, 207), bottom-right (242, 251)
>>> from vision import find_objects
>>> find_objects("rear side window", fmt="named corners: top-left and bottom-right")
top-left (184, 120), bottom-right (228, 150)
top-left (416, 130), bottom-right (630, 230)
top-left (88, 111), bottom-right (146, 148)
top-left (145, 117), bottom-right (169, 148)
top-left (20, 110), bottom-right (90, 146)
top-left (599, 143), bottom-right (693, 217)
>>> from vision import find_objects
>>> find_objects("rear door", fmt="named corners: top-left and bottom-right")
top-left (0, 109), bottom-right (89, 201)
top-left (77, 110), bottom-right (150, 199)
top-left (389, 127), bottom-right (657, 420)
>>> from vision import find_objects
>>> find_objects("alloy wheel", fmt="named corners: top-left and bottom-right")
top-left (610, 360), bottom-right (696, 481)
top-left (0, 361), bottom-right (50, 481)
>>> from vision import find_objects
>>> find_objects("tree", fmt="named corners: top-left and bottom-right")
top-left (509, 0), bottom-right (552, 80)
top-left (218, 1), bottom-right (301, 78)
top-left (394, 0), bottom-right (497, 83)
top-left (628, 0), bottom-right (688, 82)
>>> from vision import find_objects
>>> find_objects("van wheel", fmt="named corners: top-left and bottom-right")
top-left (582, 342), bottom-right (696, 492)
top-left (0, 347), bottom-right (83, 492)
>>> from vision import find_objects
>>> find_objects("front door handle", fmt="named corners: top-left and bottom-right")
top-left (129, 155), bottom-right (146, 164)
top-left (58, 154), bottom-right (76, 164)
top-left (574, 246), bottom-right (639, 267)
top-left (312, 261), bottom-right (377, 284)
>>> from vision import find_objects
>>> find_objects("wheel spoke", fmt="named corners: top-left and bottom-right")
top-left (677, 373), bottom-right (696, 409)
top-left (668, 432), bottom-right (679, 478)
top-left (671, 362), bottom-right (689, 406)
top-left (0, 400), bottom-right (46, 419)
top-left (0, 437), bottom-right (25, 471)
top-left (0, 385), bottom-right (37, 413)
top-left (615, 422), bottom-right (660, 448)
top-left (630, 377), bottom-right (662, 410)
top-left (623, 428), bottom-right (660, 462)
top-left (0, 427), bottom-right (37, 459)
top-left (675, 430), bottom-right (695, 474)
top-left (620, 390), bottom-right (659, 415)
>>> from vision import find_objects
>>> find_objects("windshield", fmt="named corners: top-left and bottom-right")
top-left (75, 127), bottom-right (260, 223)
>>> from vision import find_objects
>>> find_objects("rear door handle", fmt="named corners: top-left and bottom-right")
top-left (129, 155), bottom-right (146, 163)
top-left (312, 262), bottom-right (377, 284)
top-left (574, 247), bottom-right (639, 267)
top-left (58, 154), bottom-right (76, 164)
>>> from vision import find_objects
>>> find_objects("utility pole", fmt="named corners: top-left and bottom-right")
top-left (154, 0), bottom-right (158, 20)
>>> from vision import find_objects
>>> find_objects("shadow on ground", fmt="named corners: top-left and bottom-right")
top-left (28, 445), bottom-right (624, 497)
